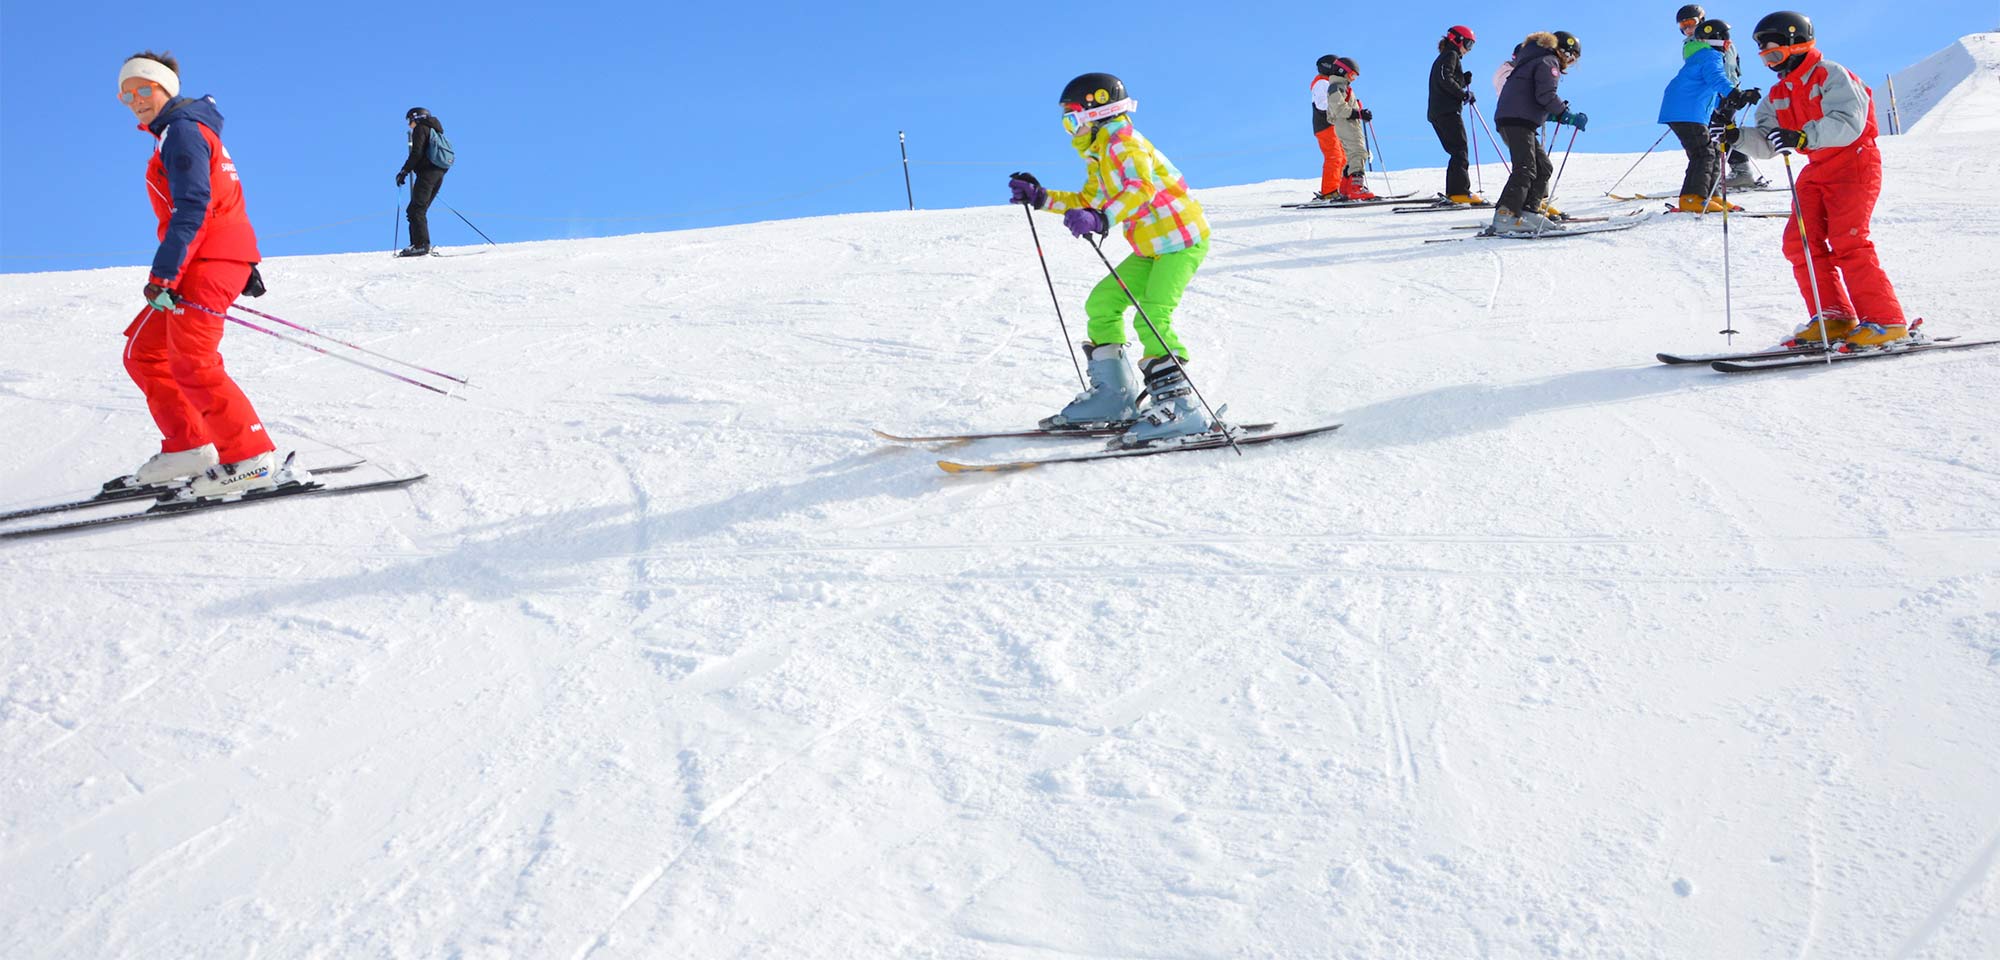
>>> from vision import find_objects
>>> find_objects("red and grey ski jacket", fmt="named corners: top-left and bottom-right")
top-left (142, 96), bottom-right (259, 286)
top-left (1738, 50), bottom-right (1877, 172)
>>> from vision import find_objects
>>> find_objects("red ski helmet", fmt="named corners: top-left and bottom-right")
top-left (1446, 25), bottom-right (1476, 51)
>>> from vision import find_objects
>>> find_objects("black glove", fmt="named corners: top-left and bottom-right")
top-left (1460, 70), bottom-right (1472, 85)
top-left (1739, 87), bottom-right (1763, 106)
top-left (396, 171), bottom-right (408, 187)
top-left (1709, 123), bottom-right (1741, 148)
top-left (1463, 90), bottom-right (1476, 105)
top-left (1767, 127), bottom-right (1808, 153)
top-left (1357, 108), bottom-right (1374, 122)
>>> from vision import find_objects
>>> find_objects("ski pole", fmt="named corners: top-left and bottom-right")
top-left (1549, 126), bottom-right (1579, 202)
top-left (1470, 103), bottom-right (1511, 175)
top-left (1469, 107), bottom-right (1484, 194)
top-left (1719, 180), bottom-right (1738, 341)
top-left (1606, 129), bottom-right (1670, 196)
top-left (393, 184), bottom-right (404, 252)
top-left (1707, 135), bottom-right (1739, 340)
top-left (1781, 153), bottom-right (1834, 364)
top-left (1365, 119), bottom-right (1394, 196)
top-left (178, 301), bottom-right (465, 398)
top-left (228, 300), bottom-right (472, 385)
top-left (445, 204), bottom-right (497, 245)
top-left (1084, 234), bottom-right (1239, 456)
top-left (1018, 202), bottom-right (1086, 390)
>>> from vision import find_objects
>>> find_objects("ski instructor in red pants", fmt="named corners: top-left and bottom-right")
top-left (1720, 12), bottom-right (1907, 348)
top-left (117, 50), bottom-right (279, 497)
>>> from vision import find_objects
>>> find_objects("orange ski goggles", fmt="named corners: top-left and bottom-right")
top-left (1759, 39), bottom-right (1815, 67)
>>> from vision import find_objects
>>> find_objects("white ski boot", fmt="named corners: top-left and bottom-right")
top-left (1113, 356), bottom-right (1226, 448)
top-left (1490, 206), bottom-right (1565, 236)
top-left (185, 451), bottom-right (281, 499)
top-left (133, 443), bottom-right (219, 485)
top-left (1041, 342), bottom-right (1142, 431)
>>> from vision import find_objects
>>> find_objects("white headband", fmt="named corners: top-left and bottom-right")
top-left (118, 57), bottom-right (180, 99)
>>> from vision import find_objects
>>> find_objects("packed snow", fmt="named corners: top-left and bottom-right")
top-left (1880, 31), bottom-right (2000, 135)
top-left (3, 34), bottom-right (1998, 960)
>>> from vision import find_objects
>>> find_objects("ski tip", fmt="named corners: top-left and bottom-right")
top-left (937, 460), bottom-right (1039, 475)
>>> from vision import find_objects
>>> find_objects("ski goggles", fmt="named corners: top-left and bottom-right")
top-left (1759, 39), bottom-right (1814, 66)
top-left (1061, 97), bottom-right (1137, 135)
top-left (1679, 18), bottom-right (1700, 34)
top-left (118, 84), bottom-right (159, 104)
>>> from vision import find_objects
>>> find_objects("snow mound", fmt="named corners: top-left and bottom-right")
top-left (1880, 32), bottom-right (2000, 135)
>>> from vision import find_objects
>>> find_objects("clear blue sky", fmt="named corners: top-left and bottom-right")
top-left (1, 1), bottom-right (1991, 273)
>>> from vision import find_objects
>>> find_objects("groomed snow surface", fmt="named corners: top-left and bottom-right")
top-left (5, 37), bottom-right (2000, 960)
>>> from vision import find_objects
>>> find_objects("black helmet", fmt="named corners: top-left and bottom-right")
top-left (1059, 73), bottom-right (1126, 108)
top-left (1752, 11), bottom-right (1814, 47)
top-left (1315, 54), bottom-right (1341, 76)
top-left (1675, 4), bottom-right (1706, 24)
top-left (1696, 19), bottom-right (1730, 42)
top-left (1553, 31), bottom-right (1581, 60)
top-left (1753, 12), bottom-right (1814, 72)
top-left (405, 107), bottom-right (430, 121)
top-left (1333, 56), bottom-right (1358, 78)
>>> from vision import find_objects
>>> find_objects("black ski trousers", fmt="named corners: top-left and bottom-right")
top-left (407, 169), bottom-right (447, 249)
top-left (1671, 121), bottom-right (1721, 200)
top-left (1430, 114), bottom-right (1472, 197)
top-left (1496, 123), bottom-right (1551, 214)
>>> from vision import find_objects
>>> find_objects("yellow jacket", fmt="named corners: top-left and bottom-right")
top-left (1044, 116), bottom-right (1209, 257)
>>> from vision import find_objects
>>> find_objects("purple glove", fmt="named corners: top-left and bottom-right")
top-left (1007, 171), bottom-right (1047, 209)
top-left (1063, 208), bottom-right (1109, 238)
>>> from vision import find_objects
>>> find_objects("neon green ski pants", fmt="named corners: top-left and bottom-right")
top-left (1084, 240), bottom-right (1208, 359)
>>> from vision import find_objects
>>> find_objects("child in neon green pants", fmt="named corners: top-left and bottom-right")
top-left (1006, 71), bottom-right (1221, 447)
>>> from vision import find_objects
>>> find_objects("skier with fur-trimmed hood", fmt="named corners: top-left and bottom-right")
top-left (1491, 31), bottom-right (1587, 235)
top-left (1007, 72), bottom-right (1228, 449)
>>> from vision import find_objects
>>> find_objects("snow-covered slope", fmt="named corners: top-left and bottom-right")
top-left (1880, 32), bottom-right (2000, 136)
top-left (4, 62), bottom-right (1999, 960)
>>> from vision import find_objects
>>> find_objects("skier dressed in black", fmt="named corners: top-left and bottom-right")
top-left (395, 107), bottom-right (449, 257)
top-left (1428, 25), bottom-right (1483, 205)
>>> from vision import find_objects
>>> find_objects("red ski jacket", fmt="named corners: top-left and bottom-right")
top-left (142, 96), bottom-right (259, 285)
top-left (1742, 50), bottom-right (1878, 173)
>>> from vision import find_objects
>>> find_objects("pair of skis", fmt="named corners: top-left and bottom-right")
top-left (0, 456), bottom-right (426, 542)
top-left (1657, 334), bottom-right (1998, 372)
top-left (874, 422), bottom-right (1343, 473)
top-left (1392, 197), bottom-right (1494, 214)
top-left (1282, 192), bottom-right (1420, 209)
top-left (1425, 209), bottom-right (1658, 244)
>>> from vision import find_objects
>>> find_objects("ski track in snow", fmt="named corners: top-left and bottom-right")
top-left (5, 39), bottom-right (2000, 958)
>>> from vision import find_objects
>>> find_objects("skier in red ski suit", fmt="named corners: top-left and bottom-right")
top-left (1724, 14), bottom-right (1908, 346)
top-left (116, 51), bottom-right (278, 495)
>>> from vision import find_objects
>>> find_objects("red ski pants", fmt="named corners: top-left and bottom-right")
top-left (1316, 126), bottom-right (1348, 197)
top-left (121, 259), bottom-right (275, 462)
top-left (1783, 153), bottom-right (1905, 324)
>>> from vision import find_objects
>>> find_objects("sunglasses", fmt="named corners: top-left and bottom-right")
top-left (118, 84), bottom-right (158, 104)
top-left (1759, 39), bottom-right (1814, 66)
